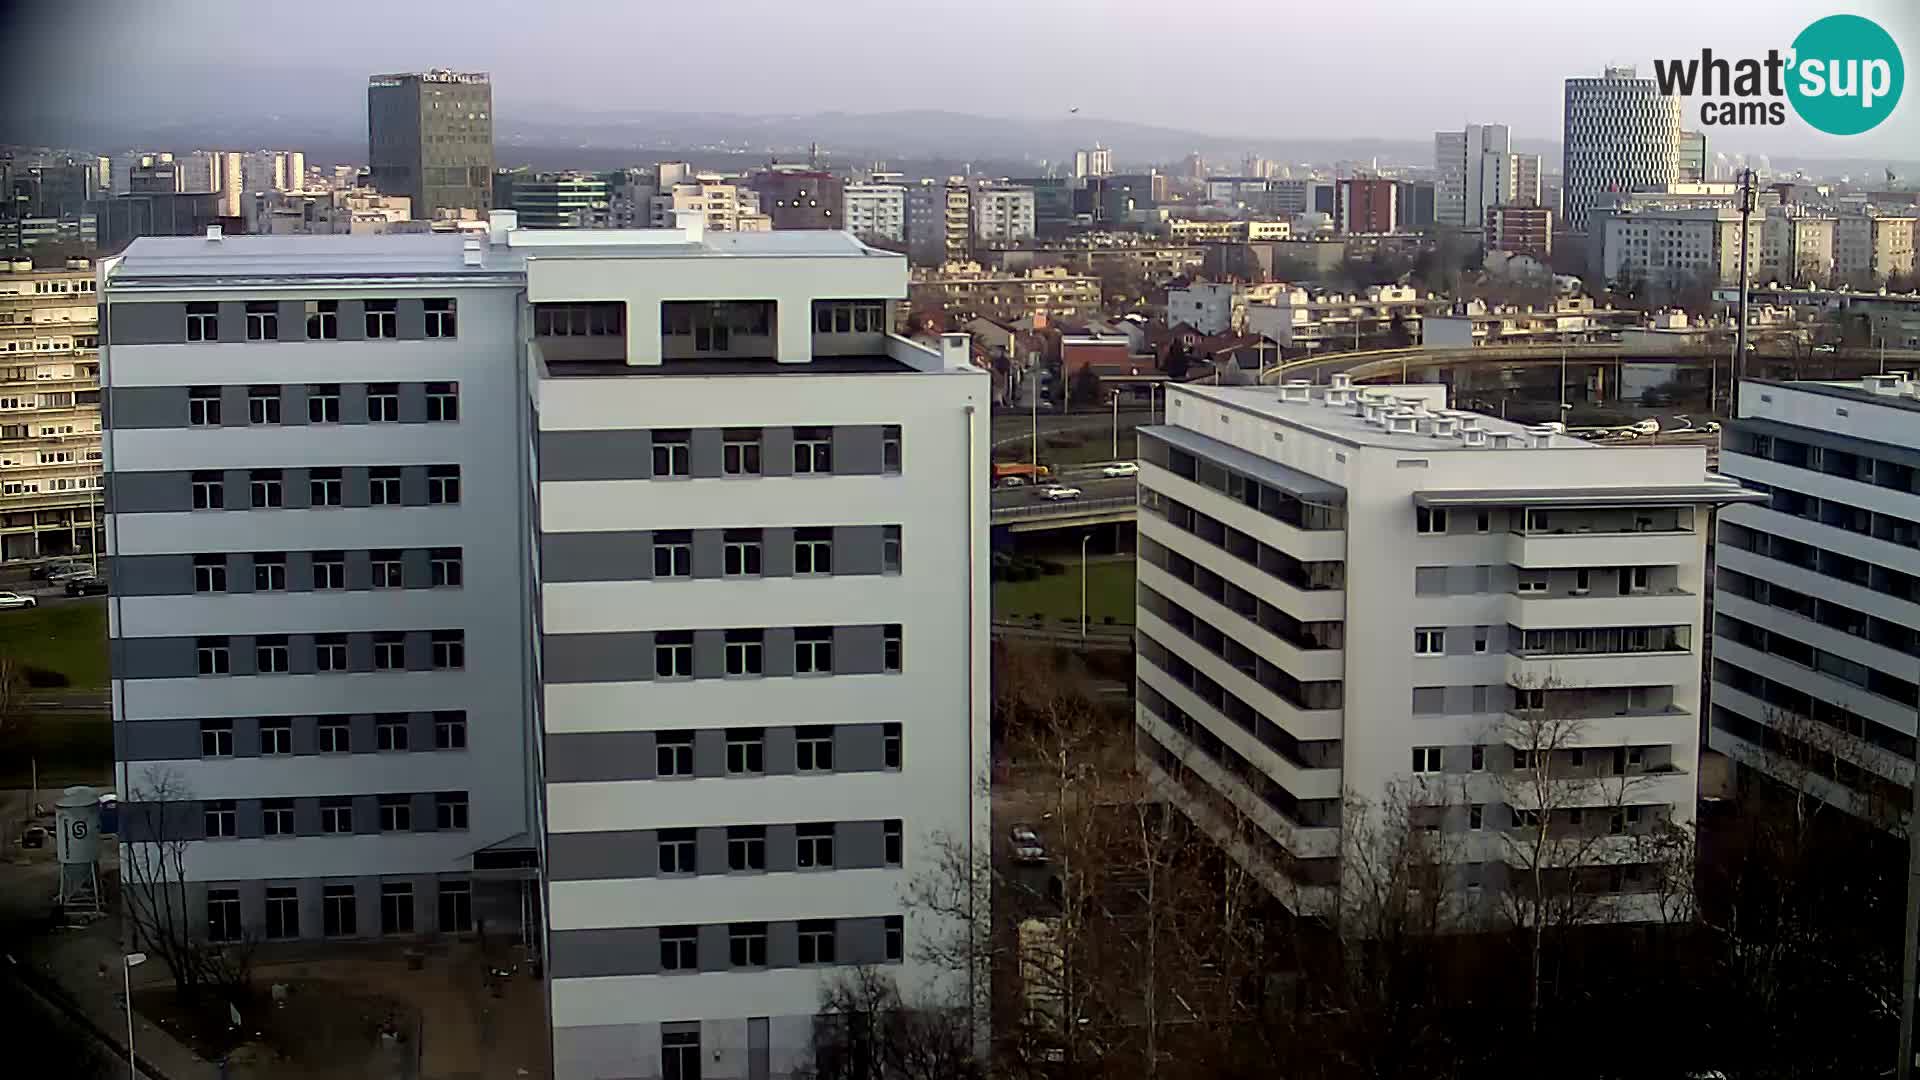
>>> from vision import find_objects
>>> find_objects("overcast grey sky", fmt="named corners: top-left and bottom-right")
top-left (7, 0), bottom-right (1916, 158)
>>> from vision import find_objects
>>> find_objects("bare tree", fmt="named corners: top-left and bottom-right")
top-left (121, 766), bottom-right (255, 1002)
top-left (803, 966), bottom-right (983, 1080)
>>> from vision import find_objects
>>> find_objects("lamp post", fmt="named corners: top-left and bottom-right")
top-left (1110, 392), bottom-right (1119, 460)
top-left (1079, 533), bottom-right (1093, 647)
top-left (123, 951), bottom-right (147, 1080)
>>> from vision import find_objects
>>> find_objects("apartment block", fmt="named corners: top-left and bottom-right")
top-left (1134, 378), bottom-right (1757, 917)
top-left (1488, 205), bottom-right (1554, 260)
top-left (1, 258), bottom-right (103, 563)
top-left (648, 180), bottom-right (770, 233)
top-left (1599, 204), bottom-right (1764, 288)
top-left (102, 215), bottom-right (989, 1079)
top-left (972, 186), bottom-right (1036, 247)
top-left (1711, 376), bottom-right (1920, 825)
top-left (1834, 213), bottom-right (1917, 284)
top-left (1760, 210), bottom-right (1836, 285)
top-left (841, 184), bottom-right (906, 244)
top-left (908, 262), bottom-right (1100, 324)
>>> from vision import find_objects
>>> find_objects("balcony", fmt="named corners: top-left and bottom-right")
top-left (1506, 624), bottom-right (1695, 689)
top-left (1507, 589), bottom-right (1698, 629)
top-left (1505, 527), bottom-right (1698, 569)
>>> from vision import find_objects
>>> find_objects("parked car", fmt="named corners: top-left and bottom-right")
top-left (0, 591), bottom-right (38, 610)
top-left (64, 576), bottom-right (108, 597)
top-left (46, 564), bottom-right (93, 582)
top-left (30, 561), bottom-right (84, 581)
top-left (1041, 486), bottom-right (1082, 501)
top-left (1010, 825), bottom-right (1047, 865)
top-left (1101, 462), bottom-right (1139, 478)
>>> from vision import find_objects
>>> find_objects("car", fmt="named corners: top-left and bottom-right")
top-left (1814, 344), bottom-right (1837, 354)
top-left (999, 475), bottom-right (1027, 487)
top-left (1101, 462), bottom-right (1139, 478)
top-left (1041, 486), bottom-right (1082, 501)
top-left (1703, 421), bottom-right (1721, 433)
top-left (0, 591), bottom-right (37, 610)
top-left (1010, 825), bottom-right (1047, 865)
top-left (64, 576), bottom-right (108, 597)
top-left (30, 561), bottom-right (83, 581)
top-left (46, 564), bottom-right (93, 582)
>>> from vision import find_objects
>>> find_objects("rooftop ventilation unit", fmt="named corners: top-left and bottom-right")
top-left (1388, 411), bottom-right (1418, 434)
top-left (1329, 372), bottom-right (1353, 390)
top-left (1525, 424), bottom-right (1558, 448)
top-left (1363, 403), bottom-right (1387, 425)
top-left (204, 225), bottom-right (222, 242)
top-left (1864, 372), bottom-right (1911, 396)
top-left (1279, 380), bottom-right (1312, 403)
top-left (461, 238), bottom-right (483, 267)
top-left (1490, 431), bottom-right (1516, 449)
top-left (1461, 427), bottom-right (1489, 447)
top-left (1432, 417), bottom-right (1459, 437)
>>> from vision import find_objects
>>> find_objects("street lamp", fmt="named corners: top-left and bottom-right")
top-left (1110, 392), bottom-right (1120, 460)
top-left (123, 951), bottom-right (147, 1080)
top-left (1079, 533), bottom-right (1093, 647)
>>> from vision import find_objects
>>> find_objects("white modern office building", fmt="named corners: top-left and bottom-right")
top-left (1434, 124), bottom-right (1542, 228)
top-left (1134, 378), bottom-right (1757, 917)
top-left (1562, 67), bottom-right (1681, 233)
top-left (1710, 376), bottom-right (1920, 825)
top-left (840, 183), bottom-right (907, 244)
top-left (101, 215), bottom-right (991, 1079)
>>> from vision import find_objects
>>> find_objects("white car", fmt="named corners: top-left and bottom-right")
top-left (1041, 486), bottom-right (1082, 501)
top-left (1010, 825), bottom-right (1047, 865)
top-left (1101, 462), bottom-right (1139, 478)
top-left (0, 591), bottom-right (37, 610)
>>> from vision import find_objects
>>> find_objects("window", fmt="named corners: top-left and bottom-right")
top-left (1572, 568), bottom-right (1591, 595)
top-left (883, 425), bottom-right (902, 474)
top-left (379, 794), bottom-right (412, 832)
top-left (318, 717), bottom-right (351, 754)
top-left (365, 300), bottom-right (398, 338)
top-left (426, 382), bottom-right (459, 422)
top-left (380, 882), bottom-right (415, 934)
top-left (1623, 566), bottom-right (1649, 593)
top-left (439, 882), bottom-right (473, 933)
top-left (658, 829), bottom-right (696, 874)
top-left (1411, 746), bottom-right (1443, 774)
top-left (248, 385), bottom-right (281, 425)
top-left (712, 627), bottom-right (763, 676)
top-left (424, 298), bottom-right (456, 338)
top-left (204, 799), bottom-right (237, 838)
top-left (193, 554), bottom-right (228, 593)
top-left (322, 885), bottom-right (356, 937)
top-left (308, 384), bottom-right (340, 423)
top-left (265, 887), bottom-right (299, 938)
top-left (250, 469), bottom-right (283, 508)
top-left (662, 1029), bottom-right (701, 1080)
top-left (253, 552), bottom-right (286, 591)
top-left (196, 636), bottom-right (230, 676)
top-left (1515, 687), bottom-right (1545, 712)
top-left (1474, 627), bottom-right (1489, 654)
top-left (661, 927), bottom-right (698, 971)
top-left (657, 732), bottom-right (694, 777)
top-left (191, 471), bottom-right (224, 510)
top-left (878, 623), bottom-right (904, 674)
top-left (1470, 804), bottom-right (1484, 831)
top-left (655, 631), bottom-right (693, 678)
top-left (723, 529), bottom-right (761, 577)
top-left (1517, 572), bottom-right (1548, 595)
top-left (729, 923), bottom-right (768, 967)
top-left (200, 719), bottom-right (233, 757)
top-left (652, 430), bottom-right (691, 477)
top-left (188, 387), bottom-right (221, 425)
top-left (794, 427), bottom-right (832, 473)
top-left (1416, 506), bottom-right (1448, 534)
top-left (794, 528), bottom-right (832, 575)
top-left (1475, 510), bottom-right (1490, 533)
top-left (307, 551), bottom-right (344, 590)
top-left (727, 728), bottom-right (764, 774)
top-left (245, 301), bottom-right (279, 341)
top-left (432, 630), bottom-right (465, 670)
top-left (373, 632), bottom-right (406, 670)
top-left (884, 915), bottom-right (904, 961)
top-left (728, 826), bottom-right (767, 871)
top-left (207, 889), bottom-right (242, 942)
top-left (309, 467), bottom-right (343, 507)
top-left (368, 383), bottom-right (399, 421)
top-left (186, 302), bottom-right (218, 342)
top-left (306, 300), bottom-right (339, 340)
top-left (434, 712), bottom-right (467, 750)
top-left (797, 823), bottom-right (835, 869)
top-left (1471, 744), bottom-right (1485, 771)
top-left (315, 634), bottom-right (348, 672)
top-left (882, 526), bottom-right (901, 574)
top-left (256, 635), bottom-right (290, 673)
top-left (1513, 748), bottom-right (1537, 771)
top-left (798, 920), bottom-right (836, 965)
top-left (369, 467), bottom-right (402, 505)
top-left (1414, 628), bottom-right (1444, 656)
top-left (435, 792), bottom-right (468, 830)
top-left (796, 725), bottom-right (834, 771)
top-left (884, 819), bottom-right (903, 865)
top-left (377, 715), bottom-right (410, 752)
top-left (428, 465), bottom-right (460, 504)
top-left (653, 531), bottom-right (692, 578)
top-left (371, 551), bottom-right (403, 588)
top-left (260, 718), bottom-right (292, 755)
top-left (430, 548), bottom-right (462, 587)
top-left (723, 429), bottom-right (761, 475)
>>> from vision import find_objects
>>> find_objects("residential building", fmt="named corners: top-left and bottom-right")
top-left (510, 175), bottom-right (611, 229)
top-left (1009, 177), bottom-right (1075, 231)
top-left (368, 70), bottom-right (494, 219)
top-left (1206, 178), bottom-right (1271, 208)
top-left (972, 186), bottom-right (1036, 247)
top-left (1834, 213), bottom-right (1917, 284)
top-left (1488, 205), bottom-right (1554, 260)
top-left (102, 215), bottom-right (988, 1079)
top-left (1074, 145), bottom-right (1114, 179)
top-left (1434, 125), bottom-right (1542, 228)
top-left (0, 258), bottom-right (102, 563)
top-left (1710, 376), bottom-right (1920, 826)
top-left (649, 179), bottom-right (770, 233)
top-left (1599, 204), bottom-right (1763, 289)
top-left (245, 189), bottom-right (416, 236)
top-left (750, 170), bottom-right (845, 230)
top-left (905, 179), bottom-right (969, 267)
top-left (1677, 130), bottom-right (1709, 184)
top-left (1166, 283), bottom-right (1242, 335)
top-left (909, 262), bottom-right (1101, 323)
top-left (1336, 178), bottom-right (1398, 234)
top-left (1136, 378), bottom-right (1758, 916)
top-left (841, 184), bottom-right (906, 244)
top-left (1243, 286), bottom-right (1431, 351)
top-left (1760, 209), bottom-right (1835, 285)
top-left (1562, 67), bottom-right (1682, 232)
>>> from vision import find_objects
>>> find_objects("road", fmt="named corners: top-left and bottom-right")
top-left (990, 468), bottom-right (1137, 510)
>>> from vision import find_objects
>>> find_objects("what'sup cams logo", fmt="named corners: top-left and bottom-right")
top-left (1654, 14), bottom-right (1904, 134)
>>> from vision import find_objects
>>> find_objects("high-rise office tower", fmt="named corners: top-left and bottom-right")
top-left (1434, 124), bottom-right (1541, 228)
top-left (1074, 146), bottom-right (1114, 179)
top-left (1677, 130), bottom-right (1709, 184)
top-left (1562, 66), bottom-right (1681, 233)
top-left (367, 70), bottom-right (494, 219)
top-left (101, 214), bottom-right (988, 1078)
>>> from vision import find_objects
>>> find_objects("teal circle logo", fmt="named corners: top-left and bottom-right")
top-left (1787, 14), bottom-right (1904, 135)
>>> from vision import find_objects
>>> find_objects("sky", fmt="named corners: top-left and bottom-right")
top-left (5, 0), bottom-right (1917, 160)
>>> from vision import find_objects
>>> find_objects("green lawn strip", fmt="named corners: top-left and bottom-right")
top-left (0, 711), bottom-right (113, 788)
top-left (994, 559), bottom-right (1136, 625)
top-left (0, 600), bottom-right (108, 689)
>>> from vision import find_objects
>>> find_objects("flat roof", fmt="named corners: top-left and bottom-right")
top-left (1177, 383), bottom-right (1591, 452)
top-left (1140, 425), bottom-right (1345, 502)
top-left (1414, 484), bottom-right (1763, 508)
top-left (542, 356), bottom-right (915, 378)
top-left (1749, 377), bottom-right (1920, 415)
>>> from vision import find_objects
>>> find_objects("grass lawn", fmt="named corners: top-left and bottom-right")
top-left (0, 599), bottom-right (108, 689)
top-left (994, 559), bottom-right (1136, 625)
top-left (0, 711), bottom-right (112, 788)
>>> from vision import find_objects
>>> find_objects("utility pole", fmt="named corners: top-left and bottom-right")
top-left (1731, 168), bottom-right (1756, 420)
top-left (1901, 673), bottom-right (1920, 1080)
top-left (1030, 363), bottom-right (1040, 475)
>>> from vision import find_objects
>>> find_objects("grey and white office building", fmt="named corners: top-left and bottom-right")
top-left (101, 215), bottom-right (991, 1079)
top-left (1710, 376), bottom-right (1920, 824)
